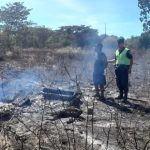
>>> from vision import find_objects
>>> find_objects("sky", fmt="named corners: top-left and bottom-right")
top-left (0, 0), bottom-right (143, 38)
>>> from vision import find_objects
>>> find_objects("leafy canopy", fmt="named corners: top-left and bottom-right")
top-left (0, 2), bottom-right (32, 32)
top-left (138, 0), bottom-right (150, 31)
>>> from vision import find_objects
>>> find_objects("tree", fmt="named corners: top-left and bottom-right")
top-left (138, 0), bottom-right (150, 31)
top-left (0, 2), bottom-right (32, 50)
top-left (0, 2), bottom-right (32, 32)
top-left (74, 25), bottom-right (99, 48)
top-left (139, 31), bottom-right (150, 49)
top-left (16, 26), bottom-right (53, 48)
top-left (45, 25), bottom-right (100, 49)
top-left (126, 36), bottom-right (140, 50)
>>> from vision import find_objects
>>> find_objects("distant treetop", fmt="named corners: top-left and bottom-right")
top-left (138, 0), bottom-right (150, 31)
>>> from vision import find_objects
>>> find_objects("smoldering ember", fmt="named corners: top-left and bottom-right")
top-left (0, 45), bottom-right (150, 150)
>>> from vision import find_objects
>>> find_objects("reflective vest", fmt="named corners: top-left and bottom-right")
top-left (115, 48), bottom-right (131, 65)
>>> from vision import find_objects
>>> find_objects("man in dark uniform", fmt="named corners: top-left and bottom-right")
top-left (109, 37), bottom-right (133, 103)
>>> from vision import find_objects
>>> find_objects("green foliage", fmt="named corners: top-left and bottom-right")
top-left (126, 32), bottom-right (150, 51)
top-left (126, 36), bottom-right (140, 50)
top-left (1, 1), bottom-right (150, 53)
top-left (0, 2), bottom-right (103, 51)
top-left (0, 2), bottom-right (32, 32)
top-left (138, 0), bottom-right (150, 31)
top-left (139, 31), bottom-right (150, 49)
top-left (45, 25), bottom-right (100, 49)
top-left (0, 2), bottom-right (32, 51)
top-left (66, 25), bottom-right (99, 47)
top-left (16, 26), bottom-right (53, 48)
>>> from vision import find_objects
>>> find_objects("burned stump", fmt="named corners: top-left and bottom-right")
top-left (51, 107), bottom-right (82, 120)
top-left (42, 87), bottom-right (82, 108)
top-left (0, 110), bottom-right (12, 121)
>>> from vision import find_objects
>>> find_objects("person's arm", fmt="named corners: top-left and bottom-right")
top-left (103, 54), bottom-right (108, 68)
top-left (108, 59), bottom-right (115, 63)
top-left (127, 50), bottom-right (133, 74)
top-left (128, 58), bottom-right (133, 74)
top-left (107, 54), bottom-right (116, 63)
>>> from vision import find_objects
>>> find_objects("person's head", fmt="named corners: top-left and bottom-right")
top-left (117, 37), bottom-right (125, 49)
top-left (95, 43), bottom-right (103, 54)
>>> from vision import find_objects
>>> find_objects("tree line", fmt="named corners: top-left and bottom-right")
top-left (0, 1), bottom-right (150, 53)
top-left (0, 2), bottom-right (101, 51)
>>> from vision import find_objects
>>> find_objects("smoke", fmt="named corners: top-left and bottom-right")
top-left (0, 44), bottom-right (114, 102)
top-left (102, 36), bottom-right (118, 59)
top-left (60, 49), bottom-right (96, 84)
top-left (0, 68), bottom-right (44, 101)
top-left (0, 64), bottom-right (82, 102)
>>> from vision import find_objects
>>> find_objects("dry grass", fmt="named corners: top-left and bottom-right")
top-left (0, 48), bottom-right (150, 150)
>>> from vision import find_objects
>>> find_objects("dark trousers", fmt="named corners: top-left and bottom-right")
top-left (115, 66), bottom-right (129, 97)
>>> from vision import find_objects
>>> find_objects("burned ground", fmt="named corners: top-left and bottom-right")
top-left (0, 48), bottom-right (150, 150)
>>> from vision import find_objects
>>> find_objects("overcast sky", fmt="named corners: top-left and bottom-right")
top-left (1, 0), bottom-right (143, 38)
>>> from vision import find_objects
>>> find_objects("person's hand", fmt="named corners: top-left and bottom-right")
top-left (108, 59), bottom-right (115, 63)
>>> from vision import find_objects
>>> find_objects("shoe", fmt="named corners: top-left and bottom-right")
top-left (122, 100), bottom-right (128, 104)
top-left (115, 95), bottom-right (123, 99)
top-left (123, 94), bottom-right (128, 101)
top-left (115, 91), bottom-right (123, 99)
top-left (100, 96), bottom-right (105, 100)
top-left (122, 95), bottom-right (128, 102)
